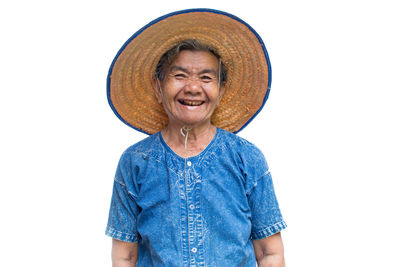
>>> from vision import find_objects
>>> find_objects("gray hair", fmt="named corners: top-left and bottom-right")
top-left (154, 39), bottom-right (227, 86)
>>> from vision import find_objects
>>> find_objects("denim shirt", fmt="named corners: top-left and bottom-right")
top-left (106, 127), bottom-right (286, 266)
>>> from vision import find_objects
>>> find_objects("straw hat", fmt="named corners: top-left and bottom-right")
top-left (107, 8), bottom-right (272, 135)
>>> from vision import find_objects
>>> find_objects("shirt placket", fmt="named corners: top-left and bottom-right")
top-left (181, 158), bottom-right (205, 267)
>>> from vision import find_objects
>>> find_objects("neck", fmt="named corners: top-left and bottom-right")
top-left (161, 122), bottom-right (216, 158)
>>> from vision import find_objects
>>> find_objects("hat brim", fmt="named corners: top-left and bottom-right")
top-left (107, 8), bottom-right (271, 135)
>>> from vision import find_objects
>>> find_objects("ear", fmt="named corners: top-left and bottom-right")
top-left (218, 82), bottom-right (226, 103)
top-left (152, 77), bottom-right (163, 104)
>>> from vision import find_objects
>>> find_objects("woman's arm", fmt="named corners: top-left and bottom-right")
top-left (252, 232), bottom-right (285, 267)
top-left (112, 239), bottom-right (138, 267)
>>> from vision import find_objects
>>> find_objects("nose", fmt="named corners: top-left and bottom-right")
top-left (183, 80), bottom-right (202, 95)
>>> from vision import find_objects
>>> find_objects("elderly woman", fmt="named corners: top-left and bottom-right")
top-left (106, 9), bottom-right (287, 267)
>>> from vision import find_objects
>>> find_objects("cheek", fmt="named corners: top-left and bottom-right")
top-left (208, 89), bottom-right (223, 104)
top-left (158, 89), bottom-right (172, 105)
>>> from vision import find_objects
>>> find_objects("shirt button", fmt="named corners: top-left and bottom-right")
top-left (189, 204), bottom-right (195, 210)
top-left (191, 247), bottom-right (197, 253)
top-left (187, 161), bottom-right (192, 167)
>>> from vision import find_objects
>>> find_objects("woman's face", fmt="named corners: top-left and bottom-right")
top-left (155, 50), bottom-right (225, 128)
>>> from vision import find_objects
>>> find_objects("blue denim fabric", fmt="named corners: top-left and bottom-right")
top-left (106, 127), bottom-right (286, 266)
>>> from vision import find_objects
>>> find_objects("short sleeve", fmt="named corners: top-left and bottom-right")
top-left (239, 143), bottom-right (287, 240)
top-left (248, 170), bottom-right (287, 239)
top-left (105, 152), bottom-right (139, 243)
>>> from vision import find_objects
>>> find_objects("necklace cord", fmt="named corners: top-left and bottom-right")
top-left (180, 126), bottom-right (192, 151)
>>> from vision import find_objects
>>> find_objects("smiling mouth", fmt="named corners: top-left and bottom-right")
top-left (178, 100), bottom-right (205, 106)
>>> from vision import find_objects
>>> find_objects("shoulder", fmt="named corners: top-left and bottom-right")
top-left (121, 132), bottom-right (163, 161)
top-left (216, 127), bottom-right (269, 168)
top-left (114, 133), bottom-right (163, 182)
top-left (215, 128), bottom-right (270, 192)
top-left (216, 128), bottom-right (265, 157)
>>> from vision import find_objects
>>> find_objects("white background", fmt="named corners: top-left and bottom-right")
top-left (1, 0), bottom-right (399, 266)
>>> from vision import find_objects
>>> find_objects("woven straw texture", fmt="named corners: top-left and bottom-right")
top-left (108, 10), bottom-right (270, 134)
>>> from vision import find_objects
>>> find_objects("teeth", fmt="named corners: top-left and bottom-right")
top-left (180, 100), bottom-right (203, 106)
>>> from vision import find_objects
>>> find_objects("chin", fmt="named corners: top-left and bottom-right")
top-left (177, 116), bottom-right (210, 127)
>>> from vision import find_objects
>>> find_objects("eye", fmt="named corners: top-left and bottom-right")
top-left (200, 75), bottom-right (214, 82)
top-left (173, 73), bottom-right (187, 79)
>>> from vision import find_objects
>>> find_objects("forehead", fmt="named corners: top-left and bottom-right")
top-left (169, 50), bottom-right (219, 71)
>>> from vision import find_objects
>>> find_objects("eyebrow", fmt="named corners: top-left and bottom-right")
top-left (169, 66), bottom-right (217, 76)
top-left (199, 69), bottom-right (218, 76)
top-left (169, 66), bottom-right (189, 73)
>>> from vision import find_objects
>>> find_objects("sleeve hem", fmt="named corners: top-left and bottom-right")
top-left (251, 221), bottom-right (287, 240)
top-left (105, 226), bottom-right (138, 243)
